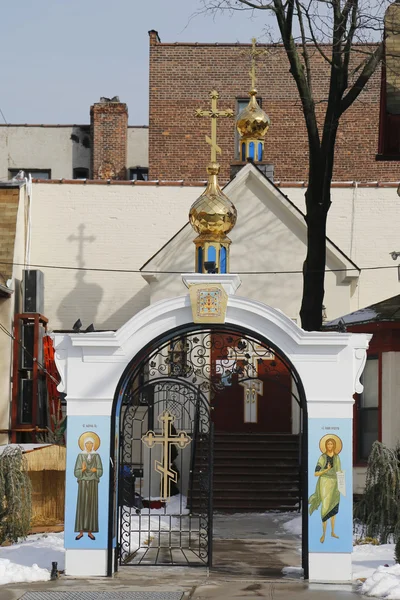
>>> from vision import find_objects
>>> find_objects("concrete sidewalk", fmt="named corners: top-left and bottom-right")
top-left (1, 567), bottom-right (360, 600)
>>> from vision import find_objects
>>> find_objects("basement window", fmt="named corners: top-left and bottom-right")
top-left (129, 167), bottom-right (148, 181)
top-left (9, 168), bottom-right (51, 180)
top-left (73, 167), bottom-right (89, 179)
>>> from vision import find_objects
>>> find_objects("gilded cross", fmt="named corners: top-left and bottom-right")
top-left (142, 410), bottom-right (191, 501)
top-left (227, 341), bottom-right (274, 423)
top-left (241, 37), bottom-right (269, 90)
top-left (228, 342), bottom-right (274, 378)
top-left (195, 90), bottom-right (234, 162)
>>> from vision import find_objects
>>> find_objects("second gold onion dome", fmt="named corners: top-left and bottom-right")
top-left (236, 89), bottom-right (270, 162)
top-left (236, 88), bottom-right (270, 140)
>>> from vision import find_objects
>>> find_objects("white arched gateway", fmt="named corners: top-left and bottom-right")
top-left (54, 274), bottom-right (370, 583)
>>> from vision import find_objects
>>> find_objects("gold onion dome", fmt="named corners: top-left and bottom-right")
top-left (189, 162), bottom-right (237, 237)
top-left (236, 88), bottom-right (270, 139)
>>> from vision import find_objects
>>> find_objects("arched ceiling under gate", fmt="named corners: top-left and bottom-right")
top-left (54, 292), bottom-right (371, 420)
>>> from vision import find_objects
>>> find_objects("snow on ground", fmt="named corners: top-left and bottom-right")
top-left (353, 543), bottom-right (395, 582)
top-left (0, 532), bottom-right (64, 585)
top-left (361, 564), bottom-right (400, 599)
top-left (126, 494), bottom-right (190, 558)
top-left (0, 507), bottom-right (397, 590)
top-left (282, 515), bottom-right (302, 536)
top-left (278, 512), bottom-right (398, 590)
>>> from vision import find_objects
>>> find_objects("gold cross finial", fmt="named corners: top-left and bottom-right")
top-left (142, 410), bottom-right (191, 501)
top-left (241, 38), bottom-right (269, 91)
top-left (195, 90), bottom-right (234, 163)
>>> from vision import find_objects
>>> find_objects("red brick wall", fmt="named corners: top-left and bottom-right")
top-left (149, 38), bottom-right (396, 183)
top-left (90, 101), bottom-right (128, 180)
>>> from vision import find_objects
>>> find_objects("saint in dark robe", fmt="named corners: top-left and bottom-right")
top-left (74, 437), bottom-right (103, 540)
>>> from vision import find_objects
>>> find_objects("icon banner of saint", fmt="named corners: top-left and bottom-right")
top-left (309, 434), bottom-right (343, 544)
top-left (74, 431), bottom-right (103, 541)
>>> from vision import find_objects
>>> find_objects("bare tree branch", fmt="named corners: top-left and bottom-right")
top-left (198, 0), bottom-right (387, 330)
top-left (340, 42), bottom-right (384, 112)
top-left (296, 0), bottom-right (314, 91)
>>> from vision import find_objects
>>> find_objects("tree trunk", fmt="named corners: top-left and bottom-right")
top-left (300, 181), bottom-right (330, 331)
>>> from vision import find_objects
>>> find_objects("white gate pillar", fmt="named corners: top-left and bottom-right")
top-left (55, 291), bottom-right (371, 581)
top-left (295, 339), bottom-right (369, 582)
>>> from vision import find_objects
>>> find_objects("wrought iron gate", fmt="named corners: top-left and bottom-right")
top-left (119, 379), bottom-right (213, 566)
top-left (116, 327), bottom-right (307, 572)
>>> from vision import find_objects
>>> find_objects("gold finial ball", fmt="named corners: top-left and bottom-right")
top-left (236, 89), bottom-right (270, 139)
top-left (189, 167), bottom-right (237, 237)
top-left (206, 162), bottom-right (220, 176)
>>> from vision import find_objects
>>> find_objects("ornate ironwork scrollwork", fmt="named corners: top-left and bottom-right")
top-left (117, 327), bottom-right (300, 568)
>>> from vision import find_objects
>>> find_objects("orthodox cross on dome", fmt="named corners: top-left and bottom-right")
top-left (195, 90), bottom-right (234, 162)
top-left (241, 37), bottom-right (269, 90)
top-left (142, 411), bottom-right (191, 501)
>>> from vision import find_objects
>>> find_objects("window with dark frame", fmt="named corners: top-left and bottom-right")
top-left (129, 167), bottom-right (149, 181)
top-left (73, 167), bottom-right (89, 179)
top-left (357, 356), bottom-right (379, 462)
top-left (378, 62), bottom-right (400, 158)
top-left (377, 14), bottom-right (400, 159)
top-left (9, 168), bottom-right (51, 180)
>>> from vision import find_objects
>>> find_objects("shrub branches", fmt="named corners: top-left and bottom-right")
top-left (0, 446), bottom-right (32, 544)
top-left (354, 441), bottom-right (400, 544)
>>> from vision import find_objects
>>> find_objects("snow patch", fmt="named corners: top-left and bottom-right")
top-left (361, 564), bottom-right (400, 599)
top-left (282, 515), bottom-right (302, 536)
top-left (0, 559), bottom-right (50, 584)
top-left (0, 532), bottom-right (64, 585)
top-left (282, 566), bottom-right (303, 578)
top-left (353, 543), bottom-right (395, 582)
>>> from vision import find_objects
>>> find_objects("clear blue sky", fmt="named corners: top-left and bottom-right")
top-left (0, 0), bottom-right (269, 125)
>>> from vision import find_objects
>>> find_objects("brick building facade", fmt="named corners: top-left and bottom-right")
top-left (148, 31), bottom-right (398, 183)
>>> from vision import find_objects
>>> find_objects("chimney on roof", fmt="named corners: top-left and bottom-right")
top-left (90, 97), bottom-right (128, 180)
top-left (148, 30), bottom-right (161, 45)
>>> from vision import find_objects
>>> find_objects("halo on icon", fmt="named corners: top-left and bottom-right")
top-left (78, 431), bottom-right (101, 451)
top-left (319, 434), bottom-right (342, 454)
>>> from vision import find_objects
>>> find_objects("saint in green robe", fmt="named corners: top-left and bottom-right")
top-left (74, 452), bottom-right (103, 533)
top-left (309, 453), bottom-right (341, 522)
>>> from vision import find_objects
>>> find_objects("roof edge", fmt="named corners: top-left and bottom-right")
top-left (29, 178), bottom-right (398, 189)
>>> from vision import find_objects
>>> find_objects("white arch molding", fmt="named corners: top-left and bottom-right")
top-left (54, 285), bottom-right (371, 583)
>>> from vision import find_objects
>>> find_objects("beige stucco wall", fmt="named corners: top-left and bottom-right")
top-left (29, 177), bottom-right (359, 331)
top-left (28, 178), bottom-right (400, 331)
top-left (0, 126), bottom-right (90, 180)
top-left (353, 467), bottom-right (368, 495)
top-left (29, 183), bottom-right (198, 330)
top-left (127, 127), bottom-right (148, 170)
top-left (0, 125), bottom-right (148, 181)
top-left (288, 186), bottom-right (400, 314)
top-left (353, 351), bottom-right (400, 494)
top-left (145, 179), bottom-right (353, 323)
top-left (0, 186), bottom-right (26, 443)
top-left (382, 352), bottom-right (400, 449)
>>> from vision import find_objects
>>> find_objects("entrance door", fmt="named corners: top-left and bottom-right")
top-left (211, 334), bottom-right (292, 433)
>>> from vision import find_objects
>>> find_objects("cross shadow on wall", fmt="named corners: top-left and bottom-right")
top-left (56, 224), bottom-right (103, 330)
